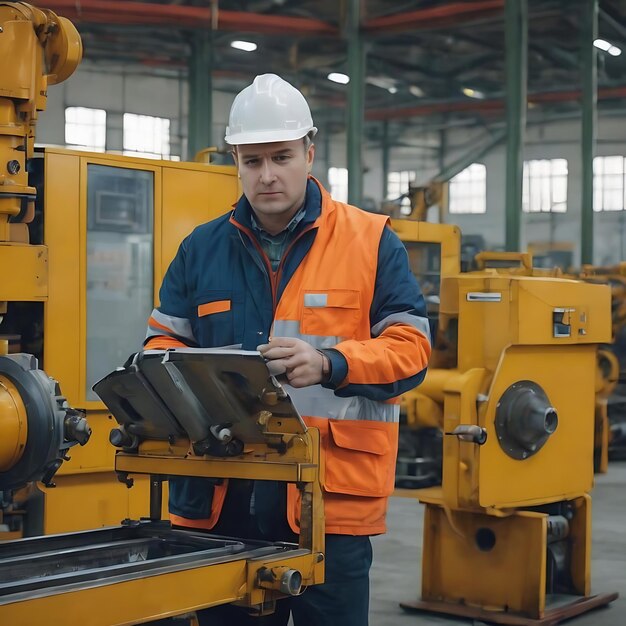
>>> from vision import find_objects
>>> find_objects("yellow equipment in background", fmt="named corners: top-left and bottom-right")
top-left (390, 218), bottom-right (460, 487)
top-left (0, 1), bottom-right (240, 538)
top-left (392, 226), bottom-right (617, 621)
top-left (0, 2), bottom-right (92, 533)
top-left (579, 263), bottom-right (626, 466)
top-left (0, 1), bottom-right (81, 246)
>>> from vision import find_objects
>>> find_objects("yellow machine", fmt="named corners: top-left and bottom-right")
top-left (579, 263), bottom-right (626, 466)
top-left (390, 218), bottom-right (460, 487)
top-left (0, 1), bottom-right (93, 533)
top-left (0, 2), bottom-right (240, 537)
top-left (0, 348), bottom-right (325, 624)
top-left (390, 221), bottom-right (618, 621)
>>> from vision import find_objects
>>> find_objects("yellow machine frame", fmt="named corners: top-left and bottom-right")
top-left (0, 418), bottom-right (325, 625)
top-left (7, 147), bottom-right (239, 535)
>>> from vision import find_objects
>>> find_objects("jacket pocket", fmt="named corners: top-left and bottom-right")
top-left (300, 289), bottom-right (361, 339)
top-left (323, 420), bottom-right (396, 498)
top-left (194, 290), bottom-right (243, 346)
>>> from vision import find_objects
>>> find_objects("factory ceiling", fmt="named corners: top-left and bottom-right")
top-left (43, 0), bottom-right (626, 139)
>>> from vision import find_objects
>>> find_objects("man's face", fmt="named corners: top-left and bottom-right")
top-left (234, 139), bottom-right (315, 226)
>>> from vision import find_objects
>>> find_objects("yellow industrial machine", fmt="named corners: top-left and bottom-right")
top-left (390, 218), bottom-right (460, 487)
top-left (0, 348), bottom-right (325, 624)
top-left (0, 2), bottom-right (93, 533)
top-left (0, 2), bottom-right (240, 537)
top-left (579, 263), bottom-right (626, 466)
top-left (393, 241), bottom-right (618, 487)
top-left (392, 234), bottom-right (617, 621)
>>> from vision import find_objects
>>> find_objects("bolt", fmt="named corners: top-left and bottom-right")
top-left (257, 410), bottom-right (272, 427)
top-left (7, 160), bottom-right (20, 175)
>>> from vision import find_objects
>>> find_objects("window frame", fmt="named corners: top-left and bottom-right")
top-left (64, 106), bottom-right (107, 152)
top-left (448, 162), bottom-right (487, 215)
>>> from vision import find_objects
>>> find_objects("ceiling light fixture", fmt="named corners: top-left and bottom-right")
top-left (462, 87), bottom-right (485, 99)
top-left (409, 85), bottom-right (424, 98)
top-left (594, 38), bottom-right (622, 56)
top-left (231, 40), bottom-right (257, 52)
top-left (388, 86), bottom-right (398, 94)
top-left (328, 72), bottom-right (350, 84)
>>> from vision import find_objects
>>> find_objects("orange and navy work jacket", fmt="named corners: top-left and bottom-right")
top-left (145, 177), bottom-right (431, 536)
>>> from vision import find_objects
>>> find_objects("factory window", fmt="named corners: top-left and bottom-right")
top-left (123, 113), bottom-right (171, 159)
top-left (594, 156), bottom-right (626, 211)
top-left (387, 171), bottom-right (416, 213)
top-left (449, 163), bottom-right (487, 214)
top-left (522, 158), bottom-right (568, 213)
top-left (328, 167), bottom-right (348, 203)
top-left (65, 107), bottom-right (107, 152)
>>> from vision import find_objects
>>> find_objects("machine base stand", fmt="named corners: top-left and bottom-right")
top-left (400, 592), bottom-right (618, 626)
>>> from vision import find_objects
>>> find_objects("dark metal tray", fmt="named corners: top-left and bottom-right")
top-left (0, 521), bottom-right (299, 602)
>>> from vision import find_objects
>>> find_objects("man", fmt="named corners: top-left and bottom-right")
top-left (145, 73), bottom-right (430, 625)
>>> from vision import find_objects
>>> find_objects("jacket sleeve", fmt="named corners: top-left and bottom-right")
top-left (144, 236), bottom-right (198, 350)
top-left (322, 225), bottom-right (431, 401)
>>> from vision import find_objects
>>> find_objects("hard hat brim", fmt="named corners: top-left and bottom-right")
top-left (225, 127), bottom-right (317, 146)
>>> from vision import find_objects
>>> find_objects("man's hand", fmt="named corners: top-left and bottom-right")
top-left (257, 337), bottom-right (328, 387)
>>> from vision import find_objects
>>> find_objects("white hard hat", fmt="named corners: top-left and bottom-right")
top-left (225, 73), bottom-right (317, 145)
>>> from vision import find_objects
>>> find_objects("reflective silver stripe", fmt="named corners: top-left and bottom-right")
top-left (304, 293), bottom-right (328, 308)
top-left (146, 308), bottom-right (196, 343)
top-left (286, 384), bottom-right (399, 423)
top-left (272, 319), bottom-right (345, 350)
top-left (371, 312), bottom-right (431, 346)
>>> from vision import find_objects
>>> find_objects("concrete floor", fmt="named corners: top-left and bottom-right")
top-left (369, 462), bottom-right (626, 626)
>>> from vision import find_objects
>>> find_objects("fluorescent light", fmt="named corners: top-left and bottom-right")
top-left (328, 72), bottom-right (350, 84)
top-left (231, 40), bottom-right (257, 52)
top-left (594, 38), bottom-right (621, 56)
top-left (462, 87), bottom-right (485, 99)
top-left (409, 85), bottom-right (424, 97)
top-left (594, 38), bottom-right (612, 51)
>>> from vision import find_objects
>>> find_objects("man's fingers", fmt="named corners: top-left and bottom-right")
top-left (266, 359), bottom-right (288, 376)
top-left (259, 346), bottom-right (295, 360)
top-left (258, 337), bottom-right (297, 353)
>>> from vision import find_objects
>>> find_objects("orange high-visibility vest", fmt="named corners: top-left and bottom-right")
top-left (173, 188), bottom-right (407, 535)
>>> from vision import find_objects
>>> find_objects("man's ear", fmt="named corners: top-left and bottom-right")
top-left (306, 143), bottom-right (315, 174)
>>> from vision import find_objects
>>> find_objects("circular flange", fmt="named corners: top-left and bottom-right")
top-left (495, 380), bottom-right (558, 460)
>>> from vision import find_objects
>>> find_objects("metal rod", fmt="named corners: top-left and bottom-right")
top-left (187, 29), bottom-right (212, 160)
top-left (381, 120), bottom-right (390, 201)
top-left (346, 0), bottom-right (365, 206)
top-left (504, 0), bottom-right (527, 252)
top-left (581, 0), bottom-right (598, 265)
top-left (150, 475), bottom-right (163, 521)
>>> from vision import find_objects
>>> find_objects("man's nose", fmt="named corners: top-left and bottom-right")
top-left (259, 159), bottom-right (277, 184)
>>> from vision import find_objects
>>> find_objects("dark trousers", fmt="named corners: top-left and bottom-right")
top-left (196, 534), bottom-right (373, 626)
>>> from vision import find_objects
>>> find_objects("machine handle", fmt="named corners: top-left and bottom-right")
top-left (445, 424), bottom-right (487, 445)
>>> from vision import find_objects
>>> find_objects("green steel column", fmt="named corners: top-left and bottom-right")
top-left (187, 30), bottom-right (213, 160)
top-left (347, 0), bottom-right (365, 206)
top-left (581, 0), bottom-right (598, 265)
top-left (504, 0), bottom-right (528, 251)
top-left (438, 127), bottom-right (447, 172)
top-left (381, 120), bottom-right (389, 201)
top-left (324, 118), bottom-right (332, 188)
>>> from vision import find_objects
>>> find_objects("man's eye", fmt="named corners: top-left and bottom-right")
top-left (274, 155), bottom-right (289, 162)
top-left (245, 159), bottom-right (258, 166)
